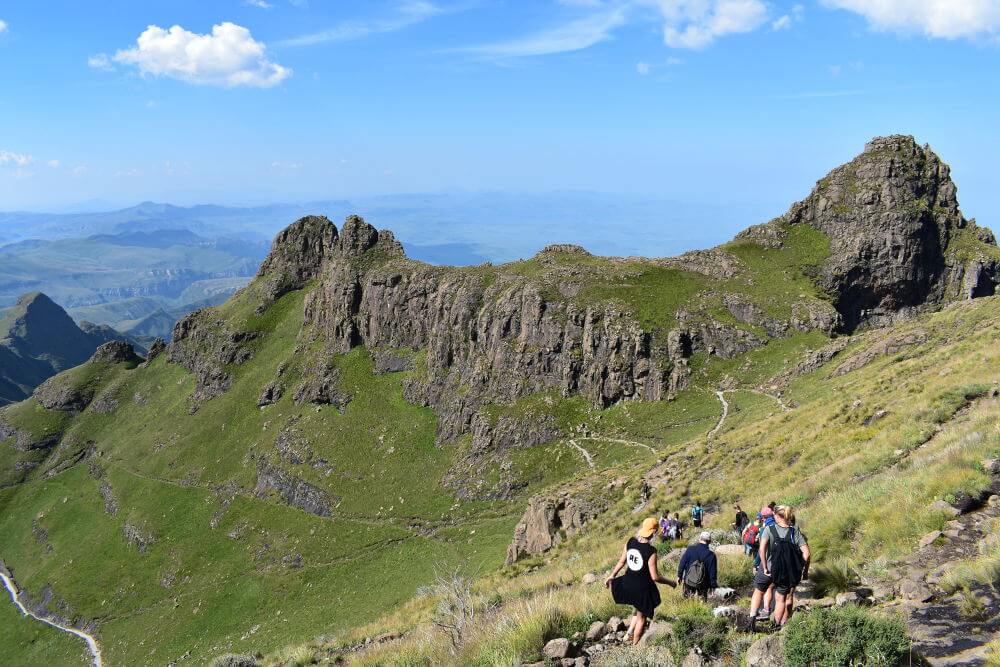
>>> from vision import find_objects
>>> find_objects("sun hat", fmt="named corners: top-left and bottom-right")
top-left (639, 517), bottom-right (659, 538)
top-left (699, 531), bottom-right (712, 543)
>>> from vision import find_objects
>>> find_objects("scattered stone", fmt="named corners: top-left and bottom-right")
top-left (257, 381), bottom-right (284, 407)
top-left (714, 544), bottom-right (744, 556)
top-left (928, 500), bottom-right (961, 517)
top-left (835, 591), bottom-right (860, 606)
top-left (983, 459), bottom-right (1000, 475)
top-left (585, 621), bottom-right (606, 641)
top-left (919, 531), bottom-right (942, 548)
top-left (871, 584), bottom-right (895, 602)
top-left (606, 616), bottom-right (626, 633)
top-left (122, 522), bottom-right (155, 553)
top-left (543, 638), bottom-right (574, 660)
top-left (709, 587), bottom-right (736, 600)
top-left (901, 580), bottom-right (934, 603)
top-left (681, 650), bottom-right (706, 667)
top-left (746, 633), bottom-right (785, 667)
top-left (638, 621), bottom-right (672, 645)
top-left (582, 572), bottom-right (598, 585)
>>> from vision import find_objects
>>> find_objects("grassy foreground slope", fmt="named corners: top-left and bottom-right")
top-left (275, 294), bottom-right (1000, 666)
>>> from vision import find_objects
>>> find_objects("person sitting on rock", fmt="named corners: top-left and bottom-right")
top-left (750, 505), bottom-right (810, 631)
top-left (605, 517), bottom-right (677, 644)
top-left (678, 531), bottom-right (718, 600)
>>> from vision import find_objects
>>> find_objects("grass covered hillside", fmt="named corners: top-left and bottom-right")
top-left (0, 136), bottom-right (997, 666)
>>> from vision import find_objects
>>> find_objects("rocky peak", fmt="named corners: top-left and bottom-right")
top-left (754, 135), bottom-right (997, 331)
top-left (535, 244), bottom-right (592, 258)
top-left (1, 292), bottom-right (77, 342)
top-left (256, 215), bottom-right (339, 301)
top-left (338, 215), bottom-right (405, 259)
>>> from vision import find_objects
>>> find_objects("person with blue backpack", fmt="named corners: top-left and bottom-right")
top-left (691, 501), bottom-right (704, 528)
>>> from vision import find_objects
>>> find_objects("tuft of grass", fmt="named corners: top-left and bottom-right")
top-left (784, 606), bottom-right (910, 667)
top-left (809, 559), bottom-right (858, 599)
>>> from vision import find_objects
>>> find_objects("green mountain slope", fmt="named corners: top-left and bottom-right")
top-left (0, 136), bottom-right (997, 666)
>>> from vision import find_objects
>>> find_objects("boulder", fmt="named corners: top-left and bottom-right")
top-left (928, 500), bottom-right (961, 517)
top-left (638, 621), bottom-right (672, 645)
top-left (714, 544), bottom-right (744, 556)
top-left (901, 580), bottom-right (934, 603)
top-left (983, 459), bottom-right (1000, 475)
top-left (585, 621), bottom-right (606, 641)
top-left (681, 651), bottom-right (706, 667)
top-left (919, 531), bottom-right (942, 548)
top-left (746, 634), bottom-right (785, 667)
top-left (835, 591), bottom-right (860, 606)
top-left (582, 572), bottom-right (598, 585)
top-left (543, 638), bottom-right (574, 660)
top-left (606, 616), bottom-right (626, 633)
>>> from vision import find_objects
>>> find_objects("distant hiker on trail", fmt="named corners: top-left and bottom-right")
top-left (606, 517), bottom-right (678, 644)
top-left (678, 531), bottom-right (718, 600)
top-left (691, 501), bottom-right (704, 528)
top-left (732, 504), bottom-right (749, 533)
top-left (749, 505), bottom-right (810, 631)
top-left (741, 516), bottom-right (761, 557)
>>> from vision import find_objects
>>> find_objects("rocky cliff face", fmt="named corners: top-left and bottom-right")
top-left (740, 135), bottom-right (999, 331)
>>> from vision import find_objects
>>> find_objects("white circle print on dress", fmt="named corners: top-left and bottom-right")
top-left (626, 548), bottom-right (644, 571)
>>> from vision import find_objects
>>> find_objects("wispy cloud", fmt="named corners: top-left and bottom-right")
top-left (0, 150), bottom-right (32, 167)
top-left (462, 0), bottom-right (772, 59)
top-left (246, 0), bottom-right (274, 8)
top-left (462, 7), bottom-right (628, 57)
top-left (278, 1), bottom-right (442, 47)
top-left (0, 19), bottom-right (8, 34)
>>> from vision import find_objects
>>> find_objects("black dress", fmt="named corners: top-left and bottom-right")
top-left (611, 537), bottom-right (661, 617)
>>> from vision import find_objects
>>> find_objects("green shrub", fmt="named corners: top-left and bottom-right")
top-left (669, 602), bottom-right (731, 661)
top-left (718, 554), bottom-right (754, 588)
top-left (784, 606), bottom-right (910, 667)
top-left (809, 559), bottom-right (858, 598)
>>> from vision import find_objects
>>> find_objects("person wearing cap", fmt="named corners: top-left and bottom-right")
top-left (677, 531), bottom-right (718, 600)
top-left (605, 517), bottom-right (677, 644)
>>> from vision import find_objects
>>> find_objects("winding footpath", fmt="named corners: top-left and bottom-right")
top-left (0, 567), bottom-right (103, 667)
top-left (708, 391), bottom-right (729, 437)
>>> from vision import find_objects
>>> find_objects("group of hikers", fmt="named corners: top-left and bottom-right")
top-left (605, 500), bottom-right (811, 644)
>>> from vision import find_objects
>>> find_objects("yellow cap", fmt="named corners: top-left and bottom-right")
top-left (639, 517), bottom-right (658, 538)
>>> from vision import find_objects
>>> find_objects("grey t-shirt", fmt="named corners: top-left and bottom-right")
top-left (763, 524), bottom-right (807, 570)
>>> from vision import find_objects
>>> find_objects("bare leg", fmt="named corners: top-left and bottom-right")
top-left (625, 612), bottom-right (637, 640)
top-left (785, 589), bottom-right (796, 622)
top-left (764, 584), bottom-right (774, 615)
top-left (632, 612), bottom-right (647, 645)
top-left (749, 588), bottom-right (764, 617)
top-left (773, 592), bottom-right (788, 625)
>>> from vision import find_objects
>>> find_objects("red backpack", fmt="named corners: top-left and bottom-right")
top-left (742, 523), bottom-right (759, 547)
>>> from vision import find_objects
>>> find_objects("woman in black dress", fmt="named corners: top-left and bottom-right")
top-left (604, 516), bottom-right (677, 644)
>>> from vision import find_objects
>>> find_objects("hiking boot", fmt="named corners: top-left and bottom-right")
top-left (748, 616), bottom-right (757, 634)
top-left (757, 607), bottom-right (771, 619)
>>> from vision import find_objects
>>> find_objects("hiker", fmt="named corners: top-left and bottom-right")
top-left (749, 507), bottom-right (775, 621)
top-left (741, 515), bottom-right (761, 557)
top-left (672, 512), bottom-right (684, 540)
top-left (732, 504), bottom-right (749, 533)
top-left (659, 510), bottom-right (672, 542)
top-left (678, 531), bottom-right (718, 600)
top-left (749, 505), bottom-right (810, 630)
top-left (605, 517), bottom-right (678, 644)
top-left (691, 501), bottom-right (704, 528)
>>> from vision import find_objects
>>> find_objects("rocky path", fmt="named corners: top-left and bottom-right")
top-left (0, 565), bottom-right (102, 667)
top-left (578, 436), bottom-right (656, 454)
top-left (709, 391), bottom-right (729, 437)
top-left (567, 439), bottom-right (596, 468)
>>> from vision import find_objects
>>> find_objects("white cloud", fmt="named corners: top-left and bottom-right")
top-left (823, 0), bottom-right (1000, 39)
top-left (246, 0), bottom-right (274, 8)
top-left (0, 150), bottom-right (32, 167)
top-left (112, 22), bottom-right (291, 87)
top-left (280, 1), bottom-right (442, 47)
top-left (88, 53), bottom-right (115, 71)
top-left (657, 0), bottom-right (770, 49)
top-left (772, 14), bottom-right (792, 29)
top-left (0, 19), bottom-right (8, 34)
top-left (636, 60), bottom-right (652, 74)
top-left (47, 159), bottom-right (60, 168)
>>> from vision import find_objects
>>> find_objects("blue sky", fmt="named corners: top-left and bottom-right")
top-left (1, 0), bottom-right (999, 231)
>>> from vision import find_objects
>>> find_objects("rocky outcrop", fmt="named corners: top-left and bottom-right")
top-left (253, 461), bottom-right (337, 518)
top-left (506, 490), bottom-right (611, 564)
top-left (90, 340), bottom-right (142, 365)
top-left (168, 311), bottom-right (259, 402)
top-left (33, 376), bottom-right (94, 413)
top-left (122, 521), bottom-right (155, 553)
top-left (470, 412), bottom-right (560, 455)
top-left (832, 329), bottom-right (929, 377)
top-left (745, 135), bottom-right (999, 331)
top-left (292, 363), bottom-right (351, 412)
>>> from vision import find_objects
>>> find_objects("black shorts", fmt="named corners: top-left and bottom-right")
top-left (753, 569), bottom-right (794, 596)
